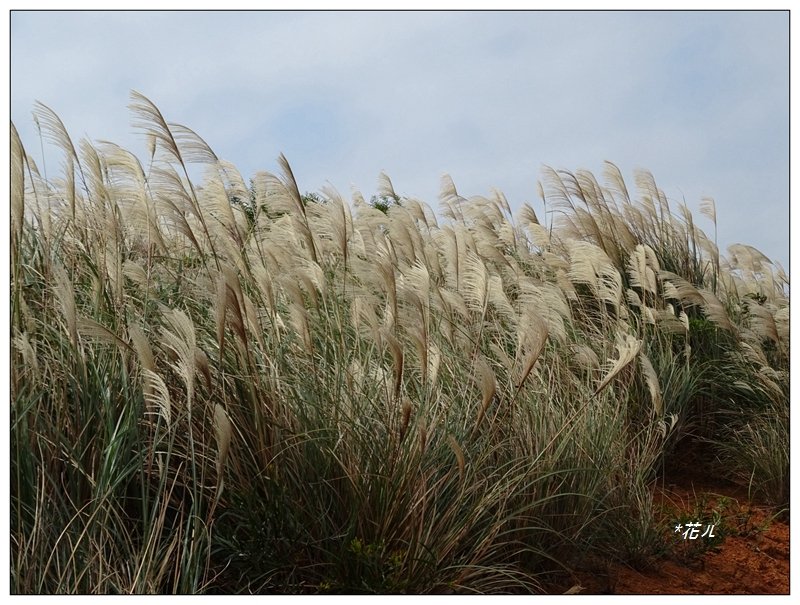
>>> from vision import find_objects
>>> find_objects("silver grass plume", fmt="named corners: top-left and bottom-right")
top-left (52, 263), bottom-right (78, 349)
top-left (594, 333), bottom-right (641, 396)
top-left (213, 403), bottom-right (233, 491)
top-left (160, 307), bottom-right (199, 413)
top-left (638, 352), bottom-right (663, 416)
top-left (515, 312), bottom-right (548, 392)
top-left (473, 355), bottom-right (497, 430)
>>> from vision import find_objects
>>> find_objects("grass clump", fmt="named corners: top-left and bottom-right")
top-left (10, 94), bottom-right (788, 594)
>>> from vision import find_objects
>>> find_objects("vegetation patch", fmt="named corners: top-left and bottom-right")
top-left (10, 94), bottom-right (788, 594)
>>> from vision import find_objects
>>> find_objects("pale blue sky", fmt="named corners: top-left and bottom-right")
top-left (10, 10), bottom-right (789, 270)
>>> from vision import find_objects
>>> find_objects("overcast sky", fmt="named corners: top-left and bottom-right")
top-left (10, 10), bottom-right (789, 270)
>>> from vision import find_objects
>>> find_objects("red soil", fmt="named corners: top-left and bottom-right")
top-left (606, 491), bottom-right (789, 595)
top-left (552, 445), bottom-right (790, 595)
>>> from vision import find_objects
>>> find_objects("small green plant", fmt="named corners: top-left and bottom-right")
top-left (663, 493), bottom-right (734, 564)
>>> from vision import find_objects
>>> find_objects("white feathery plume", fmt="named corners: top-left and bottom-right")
top-left (142, 368), bottom-right (172, 428)
top-left (213, 403), bottom-right (233, 490)
top-left (161, 307), bottom-right (199, 412)
top-left (594, 333), bottom-right (641, 396)
top-left (461, 251), bottom-right (489, 313)
top-left (639, 352), bottom-right (663, 416)
top-left (473, 355), bottom-right (497, 429)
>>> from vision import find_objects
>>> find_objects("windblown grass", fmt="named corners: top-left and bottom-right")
top-left (10, 94), bottom-right (789, 594)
